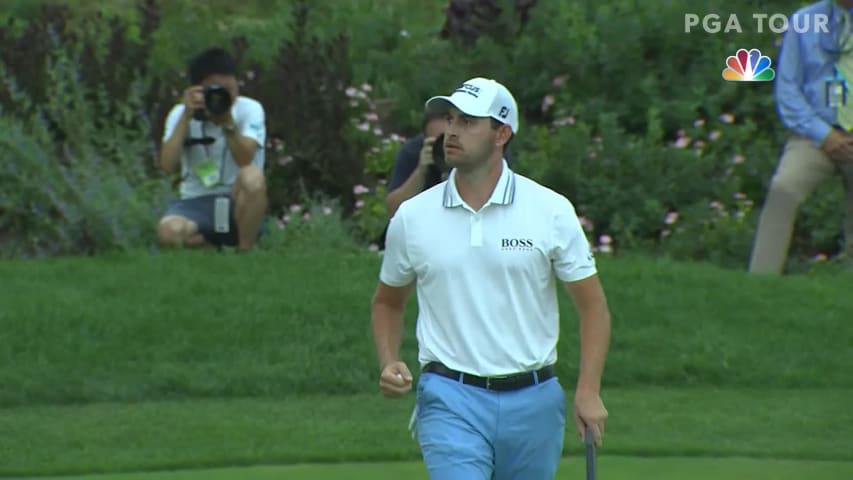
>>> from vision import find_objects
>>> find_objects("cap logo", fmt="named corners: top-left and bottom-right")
top-left (454, 83), bottom-right (481, 98)
top-left (498, 106), bottom-right (509, 118)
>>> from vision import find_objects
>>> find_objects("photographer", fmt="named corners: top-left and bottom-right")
top-left (384, 112), bottom-right (448, 217)
top-left (156, 47), bottom-right (268, 252)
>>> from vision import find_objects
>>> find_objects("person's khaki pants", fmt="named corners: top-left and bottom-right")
top-left (749, 136), bottom-right (853, 273)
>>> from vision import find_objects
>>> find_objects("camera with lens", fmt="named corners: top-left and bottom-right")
top-left (192, 84), bottom-right (233, 121)
top-left (431, 133), bottom-right (448, 174)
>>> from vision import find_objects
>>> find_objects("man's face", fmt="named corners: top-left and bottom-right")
top-left (442, 106), bottom-right (508, 169)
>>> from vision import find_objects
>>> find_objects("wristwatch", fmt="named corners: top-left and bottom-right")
top-left (222, 123), bottom-right (238, 135)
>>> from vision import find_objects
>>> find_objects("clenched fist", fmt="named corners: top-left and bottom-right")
top-left (379, 361), bottom-right (413, 398)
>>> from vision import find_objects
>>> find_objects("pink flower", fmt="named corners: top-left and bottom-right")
top-left (368, 243), bottom-right (379, 252)
top-left (733, 192), bottom-right (747, 200)
top-left (541, 94), bottom-right (556, 112)
top-left (353, 184), bottom-right (369, 195)
top-left (553, 116), bottom-right (575, 126)
top-left (552, 75), bottom-right (569, 88)
top-left (812, 253), bottom-right (828, 262)
top-left (597, 244), bottom-right (613, 253)
top-left (345, 87), bottom-right (358, 97)
top-left (365, 112), bottom-right (379, 122)
top-left (708, 130), bottom-right (721, 141)
top-left (278, 155), bottom-right (293, 166)
top-left (694, 119), bottom-right (705, 128)
top-left (664, 211), bottom-right (678, 225)
top-left (373, 127), bottom-right (383, 136)
top-left (302, 212), bottom-right (311, 221)
top-left (599, 234), bottom-right (612, 245)
top-left (579, 216), bottom-right (594, 232)
top-left (732, 154), bottom-right (745, 164)
top-left (322, 206), bottom-right (333, 215)
top-left (282, 214), bottom-right (291, 223)
top-left (290, 204), bottom-right (302, 212)
top-left (355, 199), bottom-right (365, 208)
top-left (660, 229), bottom-right (672, 238)
top-left (361, 83), bottom-right (372, 92)
top-left (673, 137), bottom-right (690, 148)
top-left (719, 113), bottom-right (735, 124)
top-left (356, 122), bottom-right (370, 131)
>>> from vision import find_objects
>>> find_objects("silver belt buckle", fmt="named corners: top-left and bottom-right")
top-left (486, 374), bottom-right (509, 390)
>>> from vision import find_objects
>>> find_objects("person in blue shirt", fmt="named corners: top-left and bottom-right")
top-left (750, 0), bottom-right (853, 273)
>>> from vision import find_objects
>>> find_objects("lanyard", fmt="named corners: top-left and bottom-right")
top-left (199, 122), bottom-right (227, 186)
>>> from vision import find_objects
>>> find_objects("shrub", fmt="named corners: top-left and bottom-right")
top-left (0, 2), bottom-right (171, 257)
top-left (3, 0), bottom-right (845, 271)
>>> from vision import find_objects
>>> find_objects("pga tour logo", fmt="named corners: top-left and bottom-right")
top-left (685, 13), bottom-right (829, 34)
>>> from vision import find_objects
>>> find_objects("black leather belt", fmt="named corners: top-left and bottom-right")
top-left (423, 362), bottom-right (555, 391)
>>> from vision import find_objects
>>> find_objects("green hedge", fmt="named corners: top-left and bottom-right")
top-left (0, 0), bottom-right (842, 271)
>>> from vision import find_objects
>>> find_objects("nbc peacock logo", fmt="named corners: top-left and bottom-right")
top-left (722, 48), bottom-right (775, 82)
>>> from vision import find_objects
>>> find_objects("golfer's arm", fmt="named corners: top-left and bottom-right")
top-left (371, 282), bottom-right (413, 369)
top-left (565, 275), bottom-right (611, 394)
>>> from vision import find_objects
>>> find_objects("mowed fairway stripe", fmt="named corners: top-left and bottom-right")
top-left (31, 457), bottom-right (853, 480)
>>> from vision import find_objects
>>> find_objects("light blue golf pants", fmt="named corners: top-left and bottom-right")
top-left (414, 371), bottom-right (567, 480)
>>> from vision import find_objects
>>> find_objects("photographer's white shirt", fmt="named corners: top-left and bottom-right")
top-left (162, 96), bottom-right (266, 199)
top-left (379, 160), bottom-right (597, 376)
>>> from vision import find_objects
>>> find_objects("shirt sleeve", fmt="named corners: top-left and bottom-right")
top-left (550, 197), bottom-right (597, 282)
top-left (379, 208), bottom-right (416, 286)
top-left (162, 104), bottom-right (185, 142)
top-left (239, 100), bottom-right (267, 148)
top-left (774, 21), bottom-right (832, 147)
top-left (387, 139), bottom-right (422, 191)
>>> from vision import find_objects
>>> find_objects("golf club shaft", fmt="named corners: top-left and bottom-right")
top-left (584, 426), bottom-right (596, 480)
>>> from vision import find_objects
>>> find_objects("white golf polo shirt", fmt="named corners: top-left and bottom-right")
top-left (380, 160), bottom-right (597, 377)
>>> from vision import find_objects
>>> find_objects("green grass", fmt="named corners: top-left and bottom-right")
top-left (2, 388), bottom-right (852, 476)
top-left (1, 250), bottom-right (851, 410)
top-left (1, 249), bottom-right (852, 476)
top-left (31, 457), bottom-right (853, 480)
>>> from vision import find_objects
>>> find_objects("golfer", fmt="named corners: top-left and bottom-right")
top-left (371, 77), bottom-right (612, 480)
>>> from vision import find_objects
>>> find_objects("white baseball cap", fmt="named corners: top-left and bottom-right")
top-left (425, 77), bottom-right (519, 134)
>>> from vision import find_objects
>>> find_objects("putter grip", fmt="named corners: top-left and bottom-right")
top-left (584, 426), bottom-right (597, 480)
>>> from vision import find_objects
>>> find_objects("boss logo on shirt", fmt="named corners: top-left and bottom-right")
top-left (501, 238), bottom-right (534, 251)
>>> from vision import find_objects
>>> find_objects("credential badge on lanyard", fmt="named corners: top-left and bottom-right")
top-left (827, 68), bottom-right (847, 108)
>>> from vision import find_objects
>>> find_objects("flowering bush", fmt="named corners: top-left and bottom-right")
top-left (5, 0), bottom-right (842, 271)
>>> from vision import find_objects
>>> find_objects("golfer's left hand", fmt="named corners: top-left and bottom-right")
top-left (573, 389), bottom-right (607, 447)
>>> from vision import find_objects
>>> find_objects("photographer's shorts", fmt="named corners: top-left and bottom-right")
top-left (165, 194), bottom-right (263, 247)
